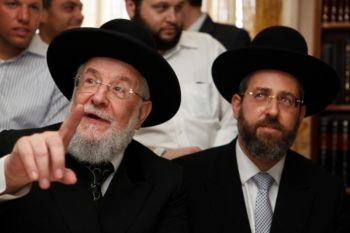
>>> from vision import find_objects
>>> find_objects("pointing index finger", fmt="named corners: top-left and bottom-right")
top-left (59, 104), bottom-right (84, 149)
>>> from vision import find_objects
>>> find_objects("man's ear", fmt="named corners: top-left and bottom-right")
top-left (231, 94), bottom-right (241, 119)
top-left (135, 101), bottom-right (152, 129)
top-left (125, 0), bottom-right (136, 19)
top-left (298, 105), bottom-right (306, 122)
top-left (40, 10), bottom-right (48, 24)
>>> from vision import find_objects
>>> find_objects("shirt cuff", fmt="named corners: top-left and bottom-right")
top-left (0, 155), bottom-right (31, 201)
top-left (0, 155), bottom-right (8, 194)
top-left (153, 147), bottom-right (166, 157)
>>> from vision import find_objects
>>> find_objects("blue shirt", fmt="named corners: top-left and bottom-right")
top-left (0, 34), bottom-right (69, 130)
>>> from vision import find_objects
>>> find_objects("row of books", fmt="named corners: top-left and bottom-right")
top-left (317, 116), bottom-right (350, 186)
top-left (321, 37), bottom-right (350, 104)
top-left (322, 0), bottom-right (350, 23)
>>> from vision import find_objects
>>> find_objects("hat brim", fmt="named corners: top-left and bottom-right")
top-left (47, 28), bottom-right (180, 127)
top-left (212, 48), bottom-right (340, 116)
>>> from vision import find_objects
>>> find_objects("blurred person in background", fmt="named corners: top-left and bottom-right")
top-left (38, 0), bottom-right (84, 44)
top-left (181, 0), bottom-right (250, 50)
top-left (0, 0), bottom-right (69, 130)
top-left (125, 0), bottom-right (237, 159)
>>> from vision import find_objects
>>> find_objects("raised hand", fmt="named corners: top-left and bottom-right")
top-left (4, 104), bottom-right (84, 194)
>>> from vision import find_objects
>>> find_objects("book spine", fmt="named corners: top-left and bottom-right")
top-left (330, 0), bottom-right (338, 22)
top-left (340, 119), bottom-right (349, 186)
top-left (330, 119), bottom-right (339, 176)
top-left (319, 117), bottom-right (330, 170)
top-left (323, 0), bottom-right (330, 22)
top-left (344, 39), bottom-right (350, 104)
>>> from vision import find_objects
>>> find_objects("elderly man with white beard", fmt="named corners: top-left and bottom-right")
top-left (0, 19), bottom-right (188, 233)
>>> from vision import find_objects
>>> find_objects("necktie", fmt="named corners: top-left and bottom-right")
top-left (85, 162), bottom-right (114, 201)
top-left (252, 172), bottom-right (274, 233)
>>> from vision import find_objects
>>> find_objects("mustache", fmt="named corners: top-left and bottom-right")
top-left (84, 104), bottom-right (113, 122)
top-left (256, 116), bottom-right (283, 131)
top-left (160, 22), bottom-right (180, 31)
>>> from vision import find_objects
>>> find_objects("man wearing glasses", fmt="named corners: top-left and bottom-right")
top-left (175, 26), bottom-right (350, 233)
top-left (0, 19), bottom-right (188, 233)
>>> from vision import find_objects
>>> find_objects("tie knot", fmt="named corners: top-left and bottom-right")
top-left (252, 172), bottom-right (274, 190)
top-left (86, 162), bottom-right (114, 186)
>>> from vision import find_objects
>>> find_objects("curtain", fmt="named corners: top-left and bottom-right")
top-left (253, 0), bottom-right (282, 36)
top-left (203, 0), bottom-right (236, 25)
top-left (204, 0), bottom-right (282, 38)
top-left (81, 0), bottom-right (128, 27)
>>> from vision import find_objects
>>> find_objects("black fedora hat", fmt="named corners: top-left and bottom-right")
top-left (47, 18), bottom-right (180, 127)
top-left (212, 25), bottom-right (340, 116)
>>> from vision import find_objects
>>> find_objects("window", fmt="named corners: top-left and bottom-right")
top-left (81, 0), bottom-right (128, 27)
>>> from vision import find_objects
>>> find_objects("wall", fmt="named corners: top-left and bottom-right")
top-left (283, 0), bottom-right (317, 158)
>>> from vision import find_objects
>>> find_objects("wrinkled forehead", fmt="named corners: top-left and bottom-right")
top-left (79, 57), bottom-right (144, 86)
top-left (245, 69), bottom-right (302, 94)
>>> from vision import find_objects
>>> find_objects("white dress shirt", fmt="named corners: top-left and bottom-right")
top-left (134, 31), bottom-right (237, 151)
top-left (0, 34), bottom-right (69, 130)
top-left (236, 141), bottom-right (286, 233)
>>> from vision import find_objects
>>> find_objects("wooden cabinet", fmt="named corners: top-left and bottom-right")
top-left (313, 0), bottom-right (350, 193)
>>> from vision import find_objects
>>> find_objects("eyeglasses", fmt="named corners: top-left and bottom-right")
top-left (241, 90), bottom-right (304, 109)
top-left (74, 76), bottom-right (147, 101)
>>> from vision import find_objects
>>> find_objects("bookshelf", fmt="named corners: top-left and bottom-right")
top-left (313, 0), bottom-right (350, 194)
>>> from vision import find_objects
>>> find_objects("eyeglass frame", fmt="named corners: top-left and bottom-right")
top-left (74, 75), bottom-right (148, 101)
top-left (240, 89), bottom-right (304, 109)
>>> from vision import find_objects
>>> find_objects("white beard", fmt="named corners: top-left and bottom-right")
top-left (67, 104), bottom-right (139, 164)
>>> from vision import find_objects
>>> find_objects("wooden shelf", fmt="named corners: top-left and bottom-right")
top-left (322, 22), bottom-right (350, 29)
top-left (314, 1), bottom-right (350, 192)
top-left (325, 104), bottom-right (350, 112)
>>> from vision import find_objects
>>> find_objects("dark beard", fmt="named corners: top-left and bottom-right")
top-left (131, 8), bottom-right (182, 51)
top-left (237, 110), bottom-right (299, 161)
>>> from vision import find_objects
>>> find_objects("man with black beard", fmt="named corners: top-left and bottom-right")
top-left (125, 0), bottom-right (236, 159)
top-left (174, 26), bottom-right (350, 233)
top-left (0, 19), bottom-right (189, 233)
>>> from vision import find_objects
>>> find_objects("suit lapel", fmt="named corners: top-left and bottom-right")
top-left (50, 157), bottom-right (101, 233)
top-left (271, 152), bottom-right (316, 233)
top-left (207, 141), bottom-right (252, 233)
top-left (98, 141), bottom-right (153, 233)
top-left (47, 141), bottom-right (154, 233)
top-left (200, 14), bottom-right (216, 34)
top-left (203, 142), bottom-right (319, 233)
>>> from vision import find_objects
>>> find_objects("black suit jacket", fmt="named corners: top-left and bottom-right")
top-left (199, 14), bottom-right (251, 50)
top-left (0, 123), bottom-right (61, 155)
top-left (0, 125), bottom-right (188, 233)
top-left (175, 139), bottom-right (350, 233)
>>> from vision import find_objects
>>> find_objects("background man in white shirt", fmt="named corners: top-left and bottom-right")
top-left (125, 0), bottom-right (237, 159)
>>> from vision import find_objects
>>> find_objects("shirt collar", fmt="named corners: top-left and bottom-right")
top-left (0, 33), bottom-right (46, 63)
top-left (163, 31), bottom-right (200, 59)
top-left (110, 150), bottom-right (125, 172)
top-left (187, 13), bottom-right (206, 32)
top-left (27, 33), bottom-right (48, 57)
top-left (236, 140), bottom-right (285, 185)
